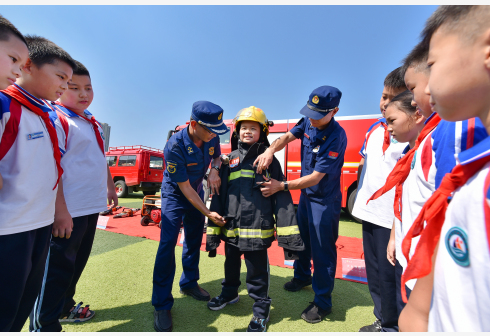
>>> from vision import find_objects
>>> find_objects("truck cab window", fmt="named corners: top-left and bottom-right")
top-left (106, 156), bottom-right (117, 167)
top-left (150, 156), bottom-right (163, 169)
top-left (219, 127), bottom-right (231, 145)
top-left (118, 155), bottom-right (137, 167)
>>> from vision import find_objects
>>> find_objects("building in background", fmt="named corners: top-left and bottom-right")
top-left (101, 123), bottom-right (111, 151)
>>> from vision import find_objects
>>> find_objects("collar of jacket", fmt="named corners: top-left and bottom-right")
top-left (238, 140), bottom-right (268, 162)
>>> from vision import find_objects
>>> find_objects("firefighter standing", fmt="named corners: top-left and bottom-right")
top-left (254, 86), bottom-right (347, 323)
top-left (206, 107), bottom-right (304, 332)
top-left (152, 101), bottom-right (229, 332)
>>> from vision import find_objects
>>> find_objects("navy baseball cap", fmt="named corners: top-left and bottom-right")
top-left (191, 101), bottom-right (229, 135)
top-left (300, 86), bottom-right (342, 120)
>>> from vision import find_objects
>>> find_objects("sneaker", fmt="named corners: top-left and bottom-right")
top-left (154, 309), bottom-right (172, 332)
top-left (207, 295), bottom-right (240, 311)
top-left (301, 302), bottom-right (332, 323)
top-left (247, 315), bottom-right (269, 332)
top-left (283, 277), bottom-right (312, 292)
top-left (359, 319), bottom-right (381, 332)
top-left (180, 285), bottom-right (211, 301)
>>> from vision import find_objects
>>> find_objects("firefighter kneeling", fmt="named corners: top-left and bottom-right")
top-left (206, 106), bottom-right (304, 332)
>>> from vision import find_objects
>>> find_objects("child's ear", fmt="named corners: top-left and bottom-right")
top-left (414, 110), bottom-right (426, 125)
top-left (22, 58), bottom-right (33, 75)
top-left (484, 27), bottom-right (490, 70)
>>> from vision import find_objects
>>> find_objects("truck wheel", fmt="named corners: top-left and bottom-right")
top-left (347, 188), bottom-right (362, 224)
top-left (141, 216), bottom-right (150, 226)
top-left (115, 180), bottom-right (128, 198)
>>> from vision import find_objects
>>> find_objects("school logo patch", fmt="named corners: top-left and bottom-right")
top-left (230, 157), bottom-right (240, 168)
top-left (328, 151), bottom-right (338, 159)
top-left (27, 131), bottom-right (44, 140)
top-left (312, 145), bottom-right (320, 153)
top-left (167, 162), bottom-right (177, 174)
top-left (187, 146), bottom-right (193, 154)
top-left (312, 95), bottom-right (320, 104)
top-left (209, 147), bottom-right (214, 156)
top-left (218, 113), bottom-right (222, 120)
top-left (445, 227), bottom-right (470, 267)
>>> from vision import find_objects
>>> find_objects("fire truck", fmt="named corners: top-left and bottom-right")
top-left (171, 114), bottom-right (380, 220)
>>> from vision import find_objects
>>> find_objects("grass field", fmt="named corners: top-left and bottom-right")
top-left (22, 192), bottom-right (373, 332)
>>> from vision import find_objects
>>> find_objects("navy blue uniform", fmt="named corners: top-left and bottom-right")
top-left (152, 126), bottom-right (220, 311)
top-left (289, 117), bottom-right (347, 311)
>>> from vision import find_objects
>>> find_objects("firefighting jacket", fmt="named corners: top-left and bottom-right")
top-left (206, 141), bottom-right (305, 253)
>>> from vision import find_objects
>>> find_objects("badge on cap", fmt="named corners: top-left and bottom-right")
top-left (209, 147), bottom-right (214, 156)
top-left (312, 145), bottom-right (320, 153)
top-left (328, 151), bottom-right (338, 159)
top-left (230, 157), bottom-right (240, 168)
top-left (312, 95), bottom-right (320, 104)
top-left (167, 162), bottom-right (177, 174)
top-left (187, 146), bottom-right (194, 154)
top-left (218, 113), bottom-right (222, 120)
top-left (445, 227), bottom-right (470, 267)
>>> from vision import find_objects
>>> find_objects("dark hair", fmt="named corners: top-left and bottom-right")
top-left (384, 67), bottom-right (406, 90)
top-left (72, 60), bottom-right (90, 78)
top-left (24, 35), bottom-right (76, 70)
top-left (0, 14), bottom-right (27, 45)
top-left (387, 90), bottom-right (416, 115)
top-left (422, 6), bottom-right (490, 46)
top-left (401, 41), bottom-right (429, 75)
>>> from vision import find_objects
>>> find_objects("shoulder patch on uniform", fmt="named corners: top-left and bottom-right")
top-left (167, 161), bottom-right (177, 173)
top-left (328, 151), bottom-right (338, 159)
top-left (209, 147), bottom-right (214, 156)
top-left (445, 226), bottom-right (470, 267)
top-left (230, 157), bottom-right (240, 168)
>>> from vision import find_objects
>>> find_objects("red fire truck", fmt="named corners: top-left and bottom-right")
top-left (106, 146), bottom-right (165, 198)
top-left (171, 114), bottom-right (380, 219)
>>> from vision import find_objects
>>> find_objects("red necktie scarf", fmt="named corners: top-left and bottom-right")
top-left (1, 85), bottom-right (63, 190)
top-left (380, 120), bottom-right (390, 155)
top-left (400, 153), bottom-right (490, 302)
top-left (54, 102), bottom-right (105, 155)
top-left (367, 114), bottom-right (441, 222)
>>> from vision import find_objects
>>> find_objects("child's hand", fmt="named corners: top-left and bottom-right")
top-left (107, 187), bottom-right (118, 207)
top-left (208, 212), bottom-right (226, 227)
top-left (53, 209), bottom-right (74, 239)
top-left (387, 237), bottom-right (396, 266)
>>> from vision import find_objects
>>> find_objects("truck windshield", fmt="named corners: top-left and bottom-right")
top-left (219, 127), bottom-right (230, 145)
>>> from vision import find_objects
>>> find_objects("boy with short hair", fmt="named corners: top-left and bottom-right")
top-left (398, 5), bottom-right (490, 332)
top-left (352, 67), bottom-right (407, 332)
top-left (0, 34), bottom-right (75, 332)
top-left (29, 60), bottom-right (118, 332)
top-left (206, 106), bottom-right (304, 332)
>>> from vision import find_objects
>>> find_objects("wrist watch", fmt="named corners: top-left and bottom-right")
top-left (283, 181), bottom-right (289, 191)
top-left (212, 165), bottom-right (220, 172)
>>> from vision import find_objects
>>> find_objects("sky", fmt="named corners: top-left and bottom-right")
top-left (1, 5), bottom-right (438, 149)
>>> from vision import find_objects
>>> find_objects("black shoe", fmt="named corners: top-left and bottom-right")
top-left (301, 302), bottom-right (332, 323)
top-left (359, 319), bottom-right (381, 332)
top-left (180, 285), bottom-right (211, 301)
top-left (283, 277), bottom-right (312, 292)
top-left (154, 309), bottom-right (172, 332)
top-left (247, 315), bottom-right (269, 332)
top-left (207, 295), bottom-right (240, 311)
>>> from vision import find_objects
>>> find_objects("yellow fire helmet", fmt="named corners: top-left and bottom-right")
top-left (232, 106), bottom-right (272, 136)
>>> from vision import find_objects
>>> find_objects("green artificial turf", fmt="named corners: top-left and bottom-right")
top-left (23, 229), bottom-right (373, 332)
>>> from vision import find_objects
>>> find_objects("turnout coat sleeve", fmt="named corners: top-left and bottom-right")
top-left (206, 164), bottom-right (229, 252)
top-left (269, 158), bottom-right (305, 252)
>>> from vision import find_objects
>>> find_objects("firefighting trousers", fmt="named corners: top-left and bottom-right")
top-left (29, 213), bottom-right (99, 332)
top-left (221, 243), bottom-right (271, 319)
top-left (0, 224), bottom-right (52, 332)
top-left (293, 193), bottom-right (341, 311)
top-left (152, 193), bottom-right (205, 311)
top-left (362, 220), bottom-right (398, 332)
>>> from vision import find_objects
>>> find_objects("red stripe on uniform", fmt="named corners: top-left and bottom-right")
top-left (0, 100), bottom-right (22, 161)
top-left (467, 118), bottom-right (475, 149)
top-left (483, 169), bottom-right (490, 253)
top-left (421, 136), bottom-right (433, 182)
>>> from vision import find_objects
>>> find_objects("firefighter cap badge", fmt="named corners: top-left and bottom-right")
top-left (312, 95), bottom-right (320, 104)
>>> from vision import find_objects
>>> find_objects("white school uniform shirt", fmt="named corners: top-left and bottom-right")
top-left (352, 118), bottom-right (407, 228)
top-left (394, 133), bottom-right (436, 290)
top-left (0, 92), bottom-right (58, 235)
top-left (51, 104), bottom-right (108, 218)
top-left (428, 138), bottom-right (490, 332)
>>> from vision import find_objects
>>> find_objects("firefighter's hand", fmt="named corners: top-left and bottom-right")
top-left (52, 209), bottom-right (73, 239)
top-left (253, 149), bottom-right (274, 174)
top-left (107, 187), bottom-right (118, 207)
top-left (387, 236), bottom-right (396, 266)
top-left (258, 177), bottom-right (282, 197)
top-left (208, 212), bottom-right (226, 227)
top-left (207, 168), bottom-right (221, 195)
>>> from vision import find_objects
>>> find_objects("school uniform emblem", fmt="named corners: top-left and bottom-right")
top-left (230, 157), bottom-right (240, 168)
top-left (187, 146), bottom-right (193, 154)
top-left (167, 162), bottom-right (177, 174)
top-left (27, 131), bottom-right (44, 140)
top-left (445, 227), bottom-right (470, 267)
top-left (328, 151), bottom-right (338, 159)
top-left (312, 145), bottom-right (320, 153)
top-left (209, 147), bottom-right (214, 156)
top-left (312, 95), bottom-right (320, 104)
